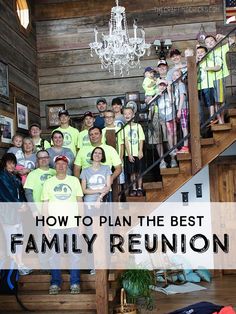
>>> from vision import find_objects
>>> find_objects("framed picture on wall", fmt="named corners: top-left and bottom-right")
top-left (16, 102), bottom-right (29, 130)
top-left (125, 91), bottom-right (140, 104)
top-left (0, 60), bottom-right (9, 99)
top-left (0, 110), bottom-right (14, 146)
top-left (46, 104), bottom-right (65, 128)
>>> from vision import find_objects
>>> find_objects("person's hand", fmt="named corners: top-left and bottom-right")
top-left (216, 33), bottom-right (224, 42)
top-left (177, 109), bottom-right (181, 120)
top-left (128, 155), bottom-right (135, 163)
top-left (138, 151), bottom-right (143, 160)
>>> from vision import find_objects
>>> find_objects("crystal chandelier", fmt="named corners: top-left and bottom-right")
top-left (89, 0), bottom-right (151, 76)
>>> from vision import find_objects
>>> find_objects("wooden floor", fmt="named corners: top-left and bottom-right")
top-left (2, 275), bottom-right (236, 314)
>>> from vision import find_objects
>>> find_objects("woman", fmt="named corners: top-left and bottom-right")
top-left (47, 130), bottom-right (74, 175)
top-left (0, 153), bottom-right (32, 275)
top-left (80, 147), bottom-right (111, 203)
top-left (17, 137), bottom-right (37, 183)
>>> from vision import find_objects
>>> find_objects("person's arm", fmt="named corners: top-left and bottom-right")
top-left (74, 164), bottom-right (81, 178)
top-left (111, 164), bottom-right (122, 184)
top-left (42, 200), bottom-right (50, 238)
top-left (81, 178), bottom-right (108, 195)
top-left (138, 140), bottom-right (144, 160)
top-left (24, 188), bottom-right (38, 217)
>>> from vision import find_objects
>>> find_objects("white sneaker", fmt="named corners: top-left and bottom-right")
top-left (160, 160), bottom-right (167, 169)
top-left (170, 158), bottom-right (178, 168)
top-left (90, 269), bottom-right (96, 275)
top-left (18, 264), bottom-right (33, 276)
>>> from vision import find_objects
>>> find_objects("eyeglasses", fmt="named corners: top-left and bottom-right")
top-left (38, 156), bottom-right (49, 160)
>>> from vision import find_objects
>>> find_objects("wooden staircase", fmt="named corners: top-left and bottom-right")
top-left (127, 109), bottom-right (236, 203)
top-left (0, 271), bottom-right (117, 312)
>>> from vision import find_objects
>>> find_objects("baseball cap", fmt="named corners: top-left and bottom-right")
top-left (144, 66), bottom-right (154, 73)
top-left (83, 111), bottom-right (94, 119)
top-left (29, 123), bottom-right (41, 130)
top-left (158, 79), bottom-right (168, 86)
top-left (157, 60), bottom-right (168, 67)
top-left (170, 49), bottom-right (181, 58)
top-left (96, 98), bottom-right (107, 105)
top-left (58, 109), bottom-right (69, 117)
top-left (55, 155), bottom-right (69, 163)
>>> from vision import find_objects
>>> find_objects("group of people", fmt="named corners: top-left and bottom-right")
top-left (142, 33), bottom-right (233, 167)
top-left (0, 31), bottom-right (233, 295)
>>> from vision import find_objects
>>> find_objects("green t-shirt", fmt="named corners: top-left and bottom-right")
top-left (74, 143), bottom-right (122, 169)
top-left (53, 126), bottom-right (79, 156)
top-left (142, 77), bottom-right (157, 96)
top-left (122, 123), bottom-right (145, 157)
top-left (78, 129), bottom-right (91, 149)
top-left (24, 168), bottom-right (56, 213)
top-left (197, 59), bottom-right (215, 90)
top-left (41, 175), bottom-right (83, 228)
top-left (207, 43), bottom-right (229, 80)
top-left (34, 138), bottom-right (51, 152)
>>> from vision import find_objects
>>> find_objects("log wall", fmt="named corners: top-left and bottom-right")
top-left (35, 0), bottom-right (228, 133)
top-left (0, 0), bottom-right (39, 156)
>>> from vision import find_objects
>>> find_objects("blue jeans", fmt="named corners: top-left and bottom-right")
top-left (49, 228), bottom-right (80, 286)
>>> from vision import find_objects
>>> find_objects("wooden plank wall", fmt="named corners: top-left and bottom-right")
top-left (35, 0), bottom-right (227, 133)
top-left (0, 0), bottom-right (39, 157)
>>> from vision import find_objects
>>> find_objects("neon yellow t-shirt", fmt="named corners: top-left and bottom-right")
top-left (24, 168), bottom-right (56, 213)
top-left (197, 59), bottom-right (215, 90)
top-left (41, 175), bottom-right (83, 228)
top-left (122, 123), bottom-right (145, 157)
top-left (78, 129), bottom-right (91, 149)
top-left (207, 43), bottom-right (229, 80)
top-left (74, 143), bottom-right (122, 169)
top-left (142, 77), bottom-right (157, 96)
top-left (53, 126), bottom-right (79, 156)
top-left (34, 138), bottom-right (51, 152)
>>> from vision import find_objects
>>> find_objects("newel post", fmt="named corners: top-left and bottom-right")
top-left (187, 56), bottom-right (202, 174)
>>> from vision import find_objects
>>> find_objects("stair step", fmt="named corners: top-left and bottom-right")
top-left (19, 281), bottom-right (95, 291)
top-left (177, 152), bottom-right (191, 161)
top-left (227, 108), bottom-right (236, 116)
top-left (143, 181), bottom-right (163, 190)
top-left (200, 138), bottom-right (214, 146)
top-left (126, 196), bottom-right (146, 202)
top-left (160, 167), bottom-right (180, 175)
top-left (211, 123), bottom-right (232, 131)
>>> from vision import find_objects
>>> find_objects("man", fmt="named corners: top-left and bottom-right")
top-left (53, 109), bottom-right (79, 156)
top-left (156, 59), bottom-right (169, 81)
top-left (41, 155), bottom-right (83, 295)
top-left (24, 150), bottom-right (56, 269)
top-left (29, 123), bottom-right (51, 151)
top-left (94, 98), bottom-right (107, 129)
top-left (74, 126), bottom-right (122, 185)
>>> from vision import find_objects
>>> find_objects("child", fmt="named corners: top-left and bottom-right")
top-left (29, 123), bottom-right (50, 151)
top-left (142, 66), bottom-right (157, 104)
top-left (167, 49), bottom-right (187, 83)
top-left (7, 134), bottom-right (26, 180)
top-left (157, 80), bottom-right (177, 168)
top-left (196, 45), bottom-right (215, 126)
top-left (172, 69), bottom-right (189, 153)
top-left (123, 107), bottom-right (145, 196)
top-left (204, 34), bottom-right (231, 124)
top-left (78, 111), bottom-right (95, 150)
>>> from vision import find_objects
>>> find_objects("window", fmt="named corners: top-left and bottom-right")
top-left (16, 0), bottom-right (29, 29)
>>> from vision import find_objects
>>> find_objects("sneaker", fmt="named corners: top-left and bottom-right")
top-left (90, 269), bottom-right (96, 275)
top-left (137, 189), bottom-right (144, 197)
top-left (159, 160), bottom-right (167, 169)
top-left (178, 146), bottom-right (189, 153)
top-left (129, 189), bottom-right (137, 197)
top-left (170, 158), bottom-right (178, 168)
top-left (18, 264), bottom-right (33, 276)
top-left (70, 284), bottom-right (81, 294)
top-left (49, 284), bottom-right (61, 295)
